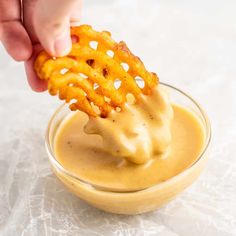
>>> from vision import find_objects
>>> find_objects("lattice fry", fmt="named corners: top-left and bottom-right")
top-left (34, 24), bottom-right (158, 117)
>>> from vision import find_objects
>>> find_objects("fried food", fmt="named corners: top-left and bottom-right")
top-left (34, 25), bottom-right (158, 117)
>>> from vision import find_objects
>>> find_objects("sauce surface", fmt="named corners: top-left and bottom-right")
top-left (54, 104), bottom-right (205, 191)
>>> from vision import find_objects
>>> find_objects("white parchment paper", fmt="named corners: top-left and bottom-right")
top-left (0, 0), bottom-right (236, 235)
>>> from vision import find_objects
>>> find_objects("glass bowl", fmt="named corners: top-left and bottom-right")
top-left (45, 83), bottom-right (211, 215)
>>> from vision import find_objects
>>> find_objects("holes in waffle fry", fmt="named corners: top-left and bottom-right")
top-left (114, 79), bottom-right (121, 89)
top-left (106, 50), bottom-right (114, 57)
top-left (126, 93), bottom-right (136, 104)
top-left (60, 68), bottom-right (69, 75)
top-left (93, 83), bottom-right (99, 90)
top-left (89, 41), bottom-right (98, 50)
top-left (34, 25), bottom-right (158, 117)
top-left (91, 103), bottom-right (101, 115)
top-left (116, 107), bottom-right (121, 112)
top-left (70, 98), bottom-right (78, 104)
top-left (135, 76), bottom-right (145, 88)
top-left (104, 96), bottom-right (111, 103)
top-left (121, 63), bottom-right (129, 72)
top-left (93, 83), bottom-right (99, 89)
top-left (79, 73), bottom-right (88, 79)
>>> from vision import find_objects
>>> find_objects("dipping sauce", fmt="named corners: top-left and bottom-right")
top-left (54, 87), bottom-right (205, 192)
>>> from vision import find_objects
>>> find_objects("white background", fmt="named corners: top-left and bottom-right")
top-left (0, 0), bottom-right (236, 235)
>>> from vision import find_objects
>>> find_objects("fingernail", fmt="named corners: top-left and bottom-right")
top-left (54, 30), bottom-right (71, 57)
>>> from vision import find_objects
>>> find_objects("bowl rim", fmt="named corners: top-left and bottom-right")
top-left (45, 82), bottom-right (212, 193)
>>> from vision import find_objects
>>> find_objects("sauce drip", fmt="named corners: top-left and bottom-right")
top-left (84, 87), bottom-right (173, 164)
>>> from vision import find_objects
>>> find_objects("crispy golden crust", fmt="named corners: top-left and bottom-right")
top-left (34, 24), bottom-right (158, 117)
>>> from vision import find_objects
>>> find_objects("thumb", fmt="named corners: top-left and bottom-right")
top-left (33, 0), bottom-right (79, 57)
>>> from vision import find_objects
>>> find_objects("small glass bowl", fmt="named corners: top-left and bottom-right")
top-left (45, 83), bottom-right (211, 215)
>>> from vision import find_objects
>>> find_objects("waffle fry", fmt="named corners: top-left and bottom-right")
top-left (34, 25), bottom-right (158, 117)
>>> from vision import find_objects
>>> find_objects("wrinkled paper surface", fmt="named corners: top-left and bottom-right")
top-left (0, 0), bottom-right (236, 235)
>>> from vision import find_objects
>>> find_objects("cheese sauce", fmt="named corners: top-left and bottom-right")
top-left (54, 87), bottom-right (205, 192)
top-left (84, 87), bottom-right (173, 164)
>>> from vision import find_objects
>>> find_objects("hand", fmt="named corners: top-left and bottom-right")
top-left (0, 0), bottom-right (82, 92)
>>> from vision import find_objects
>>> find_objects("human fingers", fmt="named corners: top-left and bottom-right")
top-left (33, 0), bottom-right (82, 57)
top-left (70, 0), bottom-right (82, 26)
top-left (24, 44), bottom-right (48, 92)
top-left (0, 0), bottom-right (32, 61)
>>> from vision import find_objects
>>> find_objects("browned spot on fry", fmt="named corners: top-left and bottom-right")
top-left (86, 59), bottom-right (94, 66)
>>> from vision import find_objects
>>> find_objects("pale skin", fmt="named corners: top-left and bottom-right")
top-left (0, 0), bottom-right (82, 92)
